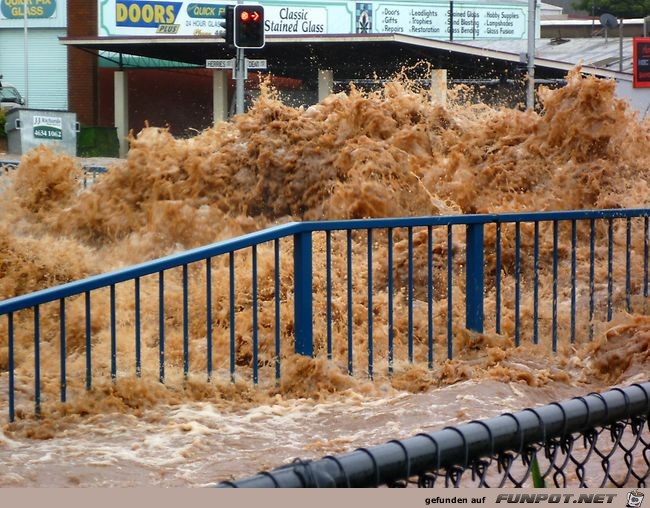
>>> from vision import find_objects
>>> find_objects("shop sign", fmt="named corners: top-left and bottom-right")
top-left (1, 0), bottom-right (57, 19)
top-left (98, 0), bottom-right (529, 40)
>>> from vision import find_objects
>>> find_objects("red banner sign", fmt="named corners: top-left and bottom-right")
top-left (633, 37), bottom-right (650, 87)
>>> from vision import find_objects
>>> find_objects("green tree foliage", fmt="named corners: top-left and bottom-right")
top-left (573, 0), bottom-right (650, 19)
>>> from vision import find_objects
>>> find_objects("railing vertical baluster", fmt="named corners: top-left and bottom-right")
top-left (347, 230), bottom-right (353, 374)
top-left (387, 228), bottom-right (394, 374)
top-left (159, 270), bottom-right (165, 383)
top-left (570, 220), bottom-right (577, 344)
top-left (85, 290), bottom-right (92, 390)
top-left (135, 277), bottom-right (141, 377)
top-left (252, 245), bottom-right (258, 384)
top-left (552, 220), bottom-right (558, 353)
top-left (465, 223), bottom-right (484, 334)
top-left (427, 225), bottom-right (433, 370)
top-left (294, 231), bottom-right (313, 358)
top-left (34, 305), bottom-right (40, 417)
top-left (533, 221), bottom-right (539, 345)
top-left (589, 219), bottom-right (596, 341)
top-left (408, 226), bottom-right (414, 363)
top-left (515, 222), bottom-right (521, 347)
top-left (110, 284), bottom-right (116, 381)
top-left (447, 224), bottom-right (453, 360)
top-left (326, 231), bottom-right (332, 361)
top-left (206, 259), bottom-right (212, 381)
top-left (60, 298), bottom-right (66, 403)
top-left (626, 217), bottom-right (631, 313)
top-left (495, 222), bottom-right (502, 335)
top-left (367, 228), bottom-right (373, 380)
top-left (607, 218), bottom-right (614, 322)
top-left (229, 252), bottom-right (236, 382)
top-left (8, 312), bottom-right (14, 422)
top-left (183, 264), bottom-right (189, 379)
top-left (643, 217), bottom-right (649, 312)
top-left (274, 239), bottom-right (281, 381)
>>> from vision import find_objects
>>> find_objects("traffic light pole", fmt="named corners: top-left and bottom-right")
top-left (229, 3), bottom-right (264, 115)
top-left (235, 0), bottom-right (245, 115)
top-left (236, 46), bottom-right (245, 115)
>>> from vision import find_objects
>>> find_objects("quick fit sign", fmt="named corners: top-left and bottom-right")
top-left (33, 115), bottom-right (62, 140)
top-left (186, 3), bottom-right (229, 18)
top-left (0, 0), bottom-right (56, 19)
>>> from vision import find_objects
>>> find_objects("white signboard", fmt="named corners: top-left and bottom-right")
top-left (264, 6), bottom-right (327, 34)
top-left (206, 58), bottom-right (235, 68)
top-left (246, 59), bottom-right (267, 69)
top-left (98, 0), bottom-right (531, 40)
top-left (33, 115), bottom-right (63, 140)
top-left (375, 4), bottom-right (526, 39)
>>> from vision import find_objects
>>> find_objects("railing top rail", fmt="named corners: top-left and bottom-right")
top-left (304, 208), bottom-right (650, 231)
top-left (2, 208), bottom-right (649, 315)
top-left (0, 221), bottom-right (303, 314)
top-left (0, 159), bottom-right (108, 173)
top-left (492, 208), bottom-right (650, 223)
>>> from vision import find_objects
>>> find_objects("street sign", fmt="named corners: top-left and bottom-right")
top-left (246, 59), bottom-right (267, 69)
top-left (206, 59), bottom-right (235, 69)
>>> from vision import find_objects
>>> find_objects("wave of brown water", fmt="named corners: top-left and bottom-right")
top-left (0, 68), bottom-right (649, 486)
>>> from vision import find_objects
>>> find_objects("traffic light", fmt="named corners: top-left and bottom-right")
top-left (234, 5), bottom-right (265, 49)
top-left (220, 5), bottom-right (234, 46)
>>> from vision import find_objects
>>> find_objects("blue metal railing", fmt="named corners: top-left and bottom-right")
top-left (0, 158), bottom-right (107, 187)
top-left (1, 208), bottom-right (649, 422)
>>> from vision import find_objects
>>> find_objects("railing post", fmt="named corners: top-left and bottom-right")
top-left (294, 230), bottom-right (313, 357)
top-left (466, 223), bottom-right (484, 333)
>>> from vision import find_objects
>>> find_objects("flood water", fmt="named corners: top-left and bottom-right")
top-left (0, 68), bottom-right (649, 487)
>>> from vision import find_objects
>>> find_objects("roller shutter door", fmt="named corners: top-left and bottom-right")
top-left (0, 28), bottom-right (68, 110)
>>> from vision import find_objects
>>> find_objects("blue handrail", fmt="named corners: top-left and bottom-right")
top-left (4, 209), bottom-right (648, 315)
top-left (2, 208), bottom-right (650, 422)
top-left (0, 222), bottom-right (302, 314)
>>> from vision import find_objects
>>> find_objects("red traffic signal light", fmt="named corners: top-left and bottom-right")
top-left (234, 5), bottom-right (265, 49)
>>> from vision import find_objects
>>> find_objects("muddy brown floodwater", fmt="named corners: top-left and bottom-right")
top-left (0, 68), bottom-right (649, 487)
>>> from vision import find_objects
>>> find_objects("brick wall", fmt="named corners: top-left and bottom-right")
top-left (67, 0), bottom-right (98, 125)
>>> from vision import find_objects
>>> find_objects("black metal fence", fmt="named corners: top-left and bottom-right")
top-left (218, 382), bottom-right (650, 488)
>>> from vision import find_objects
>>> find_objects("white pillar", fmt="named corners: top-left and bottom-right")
top-left (318, 69), bottom-right (333, 102)
top-left (114, 71), bottom-right (129, 158)
top-left (213, 70), bottom-right (229, 123)
top-left (430, 69), bottom-right (447, 105)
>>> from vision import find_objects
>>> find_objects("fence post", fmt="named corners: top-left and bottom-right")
top-left (466, 223), bottom-right (484, 333)
top-left (294, 230), bottom-right (314, 357)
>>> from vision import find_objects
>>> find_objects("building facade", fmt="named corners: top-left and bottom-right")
top-left (0, 0), bottom-right (68, 110)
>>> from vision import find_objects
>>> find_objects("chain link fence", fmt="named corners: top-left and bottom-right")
top-left (218, 382), bottom-right (650, 488)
